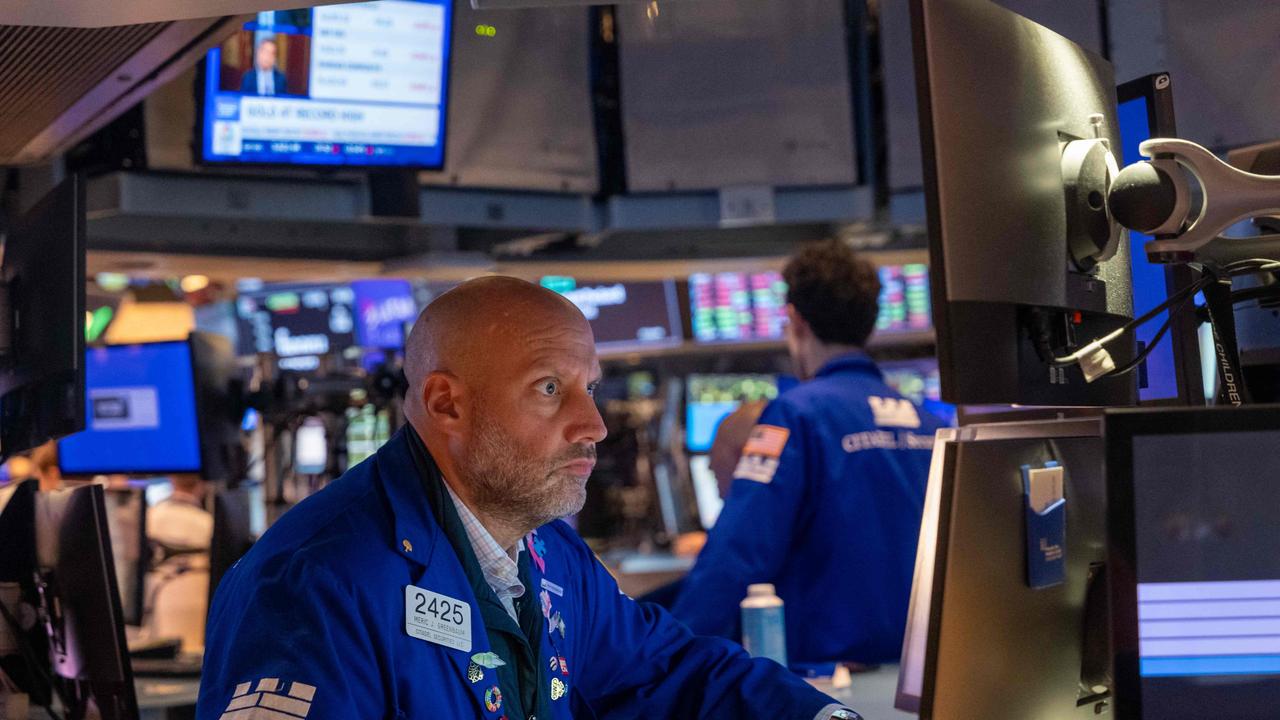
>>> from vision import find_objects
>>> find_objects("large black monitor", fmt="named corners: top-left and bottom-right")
top-left (0, 174), bottom-right (86, 459)
top-left (102, 488), bottom-right (147, 627)
top-left (0, 480), bottom-right (52, 709)
top-left (897, 417), bottom-right (1111, 719)
top-left (1107, 405), bottom-right (1280, 720)
top-left (208, 486), bottom-right (255, 611)
top-left (190, 332), bottom-right (249, 484)
top-left (911, 0), bottom-right (1136, 406)
top-left (35, 484), bottom-right (139, 719)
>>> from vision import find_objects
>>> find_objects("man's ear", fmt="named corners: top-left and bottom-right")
top-left (421, 372), bottom-right (466, 436)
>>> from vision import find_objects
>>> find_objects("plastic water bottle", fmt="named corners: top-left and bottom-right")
top-left (741, 583), bottom-right (787, 666)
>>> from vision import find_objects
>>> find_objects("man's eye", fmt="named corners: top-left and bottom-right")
top-left (587, 382), bottom-right (599, 398)
top-left (540, 380), bottom-right (560, 396)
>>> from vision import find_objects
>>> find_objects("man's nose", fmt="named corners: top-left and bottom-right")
top-left (566, 390), bottom-right (607, 445)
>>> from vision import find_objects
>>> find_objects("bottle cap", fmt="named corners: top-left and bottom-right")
top-left (747, 583), bottom-right (776, 597)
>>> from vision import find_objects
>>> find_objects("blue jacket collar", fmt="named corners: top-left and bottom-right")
top-left (373, 427), bottom-right (443, 569)
top-left (814, 350), bottom-right (880, 380)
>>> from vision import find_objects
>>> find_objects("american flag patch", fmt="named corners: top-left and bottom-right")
top-left (742, 424), bottom-right (790, 459)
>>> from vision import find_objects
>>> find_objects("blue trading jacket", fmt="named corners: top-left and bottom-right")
top-left (671, 352), bottom-right (947, 665)
top-left (197, 427), bottom-right (846, 720)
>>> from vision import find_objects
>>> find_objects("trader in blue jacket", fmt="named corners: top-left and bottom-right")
top-left (198, 276), bottom-right (860, 720)
top-left (670, 240), bottom-right (947, 666)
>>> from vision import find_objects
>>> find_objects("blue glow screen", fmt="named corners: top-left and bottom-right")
top-left (59, 342), bottom-right (202, 474)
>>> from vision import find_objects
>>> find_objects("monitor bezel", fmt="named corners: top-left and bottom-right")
top-left (1115, 73), bottom-right (1206, 407)
top-left (193, 0), bottom-right (454, 172)
top-left (1106, 404), bottom-right (1280, 718)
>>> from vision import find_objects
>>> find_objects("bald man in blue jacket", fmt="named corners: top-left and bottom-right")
top-left (198, 277), bottom-right (861, 720)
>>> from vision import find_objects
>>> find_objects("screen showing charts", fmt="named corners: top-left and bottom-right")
top-left (689, 271), bottom-right (787, 343)
top-left (1131, 429), bottom-right (1280, 718)
top-left (877, 263), bottom-right (932, 334)
top-left (201, 0), bottom-right (452, 167)
top-left (235, 283), bottom-right (357, 369)
top-left (59, 342), bottom-right (203, 474)
top-left (689, 265), bottom-right (930, 344)
top-left (685, 374), bottom-right (778, 453)
top-left (541, 277), bottom-right (683, 352)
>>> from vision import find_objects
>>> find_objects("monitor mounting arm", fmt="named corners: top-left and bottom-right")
top-left (1109, 138), bottom-right (1280, 265)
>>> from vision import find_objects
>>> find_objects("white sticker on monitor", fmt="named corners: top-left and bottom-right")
top-left (89, 387), bottom-right (160, 431)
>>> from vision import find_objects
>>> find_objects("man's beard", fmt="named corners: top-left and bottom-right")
top-left (459, 409), bottom-right (595, 531)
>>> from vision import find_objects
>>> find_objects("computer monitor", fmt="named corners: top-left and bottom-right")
top-left (209, 486), bottom-right (256, 611)
top-left (1116, 74), bottom-right (1205, 405)
top-left (0, 174), bottom-right (86, 459)
top-left (35, 484), bottom-right (140, 719)
top-left (199, 1), bottom-right (453, 168)
top-left (688, 271), bottom-right (788, 344)
top-left (911, 0), bottom-right (1136, 406)
top-left (684, 374), bottom-right (778, 453)
top-left (897, 417), bottom-right (1111, 719)
top-left (102, 488), bottom-right (147, 627)
top-left (1107, 405), bottom-right (1280, 719)
top-left (58, 341), bottom-right (204, 476)
top-left (0, 480), bottom-right (52, 710)
top-left (191, 331), bottom-right (250, 484)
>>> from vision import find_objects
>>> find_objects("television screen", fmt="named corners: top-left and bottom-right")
top-left (59, 342), bottom-right (202, 475)
top-left (234, 283), bottom-right (357, 369)
top-left (541, 277), bottom-right (683, 352)
top-left (688, 271), bottom-right (787, 343)
top-left (200, 0), bottom-right (452, 167)
top-left (684, 374), bottom-right (778, 453)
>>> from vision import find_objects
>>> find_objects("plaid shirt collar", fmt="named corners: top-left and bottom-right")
top-left (442, 481), bottom-right (525, 615)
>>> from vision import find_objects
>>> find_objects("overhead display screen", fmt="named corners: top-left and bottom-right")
top-left (235, 283), bottom-right (356, 369)
top-left (688, 265), bottom-right (932, 345)
top-left (688, 271), bottom-right (787, 343)
top-left (200, 0), bottom-right (452, 167)
top-left (59, 342), bottom-right (203, 475)
top-left (541, 277), bottom-right (683, 353)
